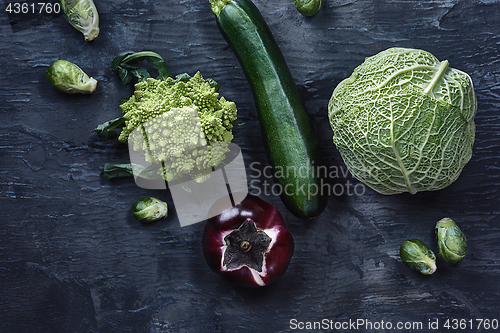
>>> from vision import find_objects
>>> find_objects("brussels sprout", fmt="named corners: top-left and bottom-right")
top-left (132, 197), bottom-right (168, 223)
top-left (46, 60), bottom-right (97, 94)
top-left (294, 0), bottom-right (322, 16)
top-left (435, 218), bottom-right (467, 264)
top-left (400, 239), bottom-right (437, 275)
top-left (60, 0), bottom-right (100, 41)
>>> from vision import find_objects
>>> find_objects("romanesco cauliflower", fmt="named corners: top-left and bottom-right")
top-left (120, 72), bottom-right (238, 183)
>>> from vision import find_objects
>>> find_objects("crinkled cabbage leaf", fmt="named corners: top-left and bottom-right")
top-left (328, 48), bottom-right (477, 195)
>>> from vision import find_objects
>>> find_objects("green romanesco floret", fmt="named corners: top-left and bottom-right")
top-left (121, 72), bottom-right (238, 183)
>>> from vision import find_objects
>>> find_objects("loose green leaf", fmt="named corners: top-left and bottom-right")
top-left (131, 67), bottom-right (151, 82)
top-left (123, 51), bottom-right (171, 81)
top-left (110, 51), bottom-right (135, 85)
top-left (100, 163), bottom-right (133, 180)
top-left (100, 163), bottom-right (161, 180)
top-left (110, 51), bottom-right (172, 85)
top-left (167, 73), bottom-right (220, 92)
top-left (173, 73), bottom-right (192, 82)
top-left (206, 78), bottom-right (220, 92)
top-left (93, 117), bottom-right (125, 141)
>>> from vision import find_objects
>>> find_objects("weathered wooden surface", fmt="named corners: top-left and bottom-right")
top-left (1, 0), bottom-right (499, 332)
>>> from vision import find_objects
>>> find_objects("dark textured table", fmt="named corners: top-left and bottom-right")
top-left (1, 0), bottom-right (499, 332)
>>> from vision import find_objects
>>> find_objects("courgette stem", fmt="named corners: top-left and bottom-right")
top-left (210, 0), bottom-right (232, 16)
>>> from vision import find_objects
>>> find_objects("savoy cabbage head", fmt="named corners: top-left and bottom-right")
top-left (328, 47), bottom-right (477, 195)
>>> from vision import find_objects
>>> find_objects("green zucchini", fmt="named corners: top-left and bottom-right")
top-left (210, 0), bottom-right (327, 219)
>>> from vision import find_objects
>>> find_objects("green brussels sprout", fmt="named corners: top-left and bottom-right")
top-left (46, 60), bottom-right (97, 94)
top-left (435, 217), bottom-right (467, 264)
top-left (400, 239), bottom-right (437, 275)
top-left (132, 197), bottom-right (168, 223)
top-left (60, 0), bottom-right (100, 41)
top-left (294, 0), bottom-right (322, 16)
